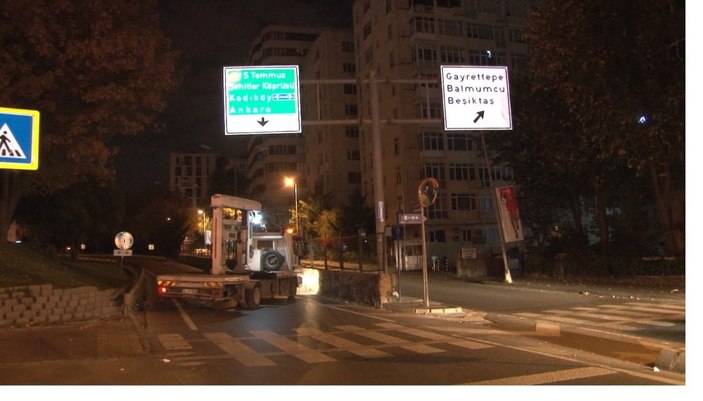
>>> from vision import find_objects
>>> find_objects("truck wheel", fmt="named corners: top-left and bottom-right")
top-left (262, 250), bottom-right (285, 271)
top-left (244, 286), bottom-right (261, 309)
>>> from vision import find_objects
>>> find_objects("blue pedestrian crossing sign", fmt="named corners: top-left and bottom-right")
top-left (0, 107), bottom-right (39, 170)
top-left (0, 106), bottom-right (40, 170)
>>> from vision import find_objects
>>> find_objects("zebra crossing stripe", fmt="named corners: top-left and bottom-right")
top-left (204, 332), bottom-right (276, 367)
top-left (514, 313), bottom-right (585, 325)
top-left (250, 330), bottom-right (336, 363)
top-left (608, 303), bottom-right (685, 315)
top-left (545, 309), bottom-right (644, 321)
top-left (295, 327), bottom-right (391, 358)
top-left (626, 302), bottom-right (685, 310)
top-left (469, 366), bottom-right (615, 385)
top-left (157, 333), bottom-right (192, 351)
top-left (375, 323), bottom-right (492, 350)
top-left (336, 325), bottom-right (443, 354)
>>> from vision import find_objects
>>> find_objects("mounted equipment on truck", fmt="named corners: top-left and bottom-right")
top-left (156, 194), bottom-right (302, 309)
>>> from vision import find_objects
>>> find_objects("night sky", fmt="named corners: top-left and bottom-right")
top-left (113, 0), bottom-right (354, 192)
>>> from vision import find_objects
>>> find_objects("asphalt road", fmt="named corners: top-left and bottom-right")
top-left (0, 262), bottom-right (687, 394)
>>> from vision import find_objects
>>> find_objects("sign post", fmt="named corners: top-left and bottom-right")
top-left (441, 64), bottom-right (515, 283)
top-left (0, 107), bottom-right (40, 170)
top-left (418, 177), bottom-right (439, 308)
top-left (223, 65), bottom-right (301, 135)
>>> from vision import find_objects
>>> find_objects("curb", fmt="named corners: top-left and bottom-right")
top-left (383, 297), bottom-right (465, 315)
top-left (484, 312), bottom-right (685, 374)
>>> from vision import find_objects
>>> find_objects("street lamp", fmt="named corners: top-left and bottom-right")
top-left (284, 176), bottom-right (299, 234)
top-left (197, 209), bottom-right (205, 249)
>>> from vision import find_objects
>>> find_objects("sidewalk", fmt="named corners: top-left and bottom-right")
top-left (0, 316), bottom-right (146, 364)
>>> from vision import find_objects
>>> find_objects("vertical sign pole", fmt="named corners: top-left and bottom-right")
top-left (369, 71), bottom-right (386, 273)
top-left (481, 133), bottom-right (513, 284)
top-left (420, 206), bottom-right (430, 307)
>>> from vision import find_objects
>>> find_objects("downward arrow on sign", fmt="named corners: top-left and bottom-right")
top-left (257, 117), bottom-right (269, 126)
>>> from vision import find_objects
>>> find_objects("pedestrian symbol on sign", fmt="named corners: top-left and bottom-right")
top-left (0, 124), bottom-right (26, 158)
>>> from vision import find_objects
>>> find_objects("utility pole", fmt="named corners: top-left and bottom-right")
top-left (369, 71), bottom-right (386, 273)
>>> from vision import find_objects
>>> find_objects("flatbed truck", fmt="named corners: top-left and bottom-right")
top-left (156, 194), bottom-right (301, 309)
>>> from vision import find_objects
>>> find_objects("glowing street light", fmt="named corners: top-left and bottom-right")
top-left (284, 176), bottom-right (299, 234)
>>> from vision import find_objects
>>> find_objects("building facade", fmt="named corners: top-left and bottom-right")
top-left (301, 29), bottom-right (361, 207)
top-left (169, 152), bottom-right (218, 209)
top-left (351, 0), bottom-right (533, 268)
top-left (246, 25), bottom-right (323, 229)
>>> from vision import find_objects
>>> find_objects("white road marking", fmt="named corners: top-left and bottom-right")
top-left (375, 323), bottom-right (492, 350)
top-left (172, 298), bottom-right (199, 331)
top-left (336, 324), bottom-right (443, 354)
top-left (250, 330), bottom-right (336, 363)
top-left (204, 332), bottom-right (276, 367)
top-left (469, 366), bottom-right (616, 385)
top-left (294, 327), bottom-right (391, 358)
top-left (157, 333), bottom-right (192, 351)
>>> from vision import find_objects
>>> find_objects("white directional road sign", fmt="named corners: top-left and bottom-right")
top-left (0, 106), bottom-right (40, 170)
top-left (399, 213), bottom-right (426, 225)
top-left (440, 65), bottom-right (512, 131)
top-left (223, 65), bottom-right (301, 135)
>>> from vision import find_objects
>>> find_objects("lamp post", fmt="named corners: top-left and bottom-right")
top-left (284, 177), bottom-right (299, 234)
top-left (197, 209), bottom-right (205, 249)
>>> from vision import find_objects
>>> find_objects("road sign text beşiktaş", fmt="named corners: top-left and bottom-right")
top-left (223, 66), bottom-right (301, 135)
top-left (441, 65), bottom-right (512, 131)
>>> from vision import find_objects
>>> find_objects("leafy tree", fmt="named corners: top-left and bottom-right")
top-left (0, 0), bottom-right (180, 238)
top-left (208, 163), bottom-right (250, 199)
top-left (124, 186), bottom-right (195, 258)
top-left (339, 188), bottom-right (375, 236)
top-left (14, 179), bottom-right (125, 257)
top-left (522, 0), bottom-right (684, 256)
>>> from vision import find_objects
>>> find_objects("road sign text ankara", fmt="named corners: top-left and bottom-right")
top-left (440, 65), bottom-right (512, 131)
top-left (223, 65), bottom-right (301, 135)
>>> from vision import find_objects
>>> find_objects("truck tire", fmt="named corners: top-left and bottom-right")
top-left (262, 250), bottom-right (285, 271)
top-left (244, 286), bottom-right (261, 309)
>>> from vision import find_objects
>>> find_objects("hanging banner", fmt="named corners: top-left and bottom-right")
top-left (495, 185), bottom-right (524, 243)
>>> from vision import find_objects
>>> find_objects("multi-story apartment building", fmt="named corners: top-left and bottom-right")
top-left (301, 29), bottom-right (361, 207)
top-left (169, 152), bottom-right (218, 209)
top-left (351, 0), bottom-right (532, 268)
top-left (246, 25), bottom-right (323, 229)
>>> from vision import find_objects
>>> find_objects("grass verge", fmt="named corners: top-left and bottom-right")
top-left (0, 242), bottom-right (129, 289)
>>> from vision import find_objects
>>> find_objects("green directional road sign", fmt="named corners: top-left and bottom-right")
top-left (0, 106), bottom-right (40, 170)
top-left (223, 65), bottom-right (301, 135)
